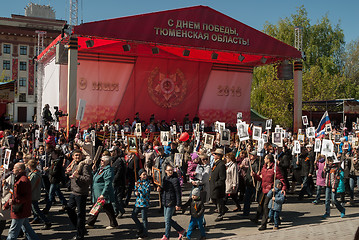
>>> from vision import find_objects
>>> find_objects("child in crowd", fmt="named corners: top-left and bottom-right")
top-left (182, 188), bottom-right (206, 240)
top-left (267, 180), bottom-right (285, 230)
top-left (132, 169), bottom-right (151, 240)
top-left (313, 155), bottom-right (326, 204)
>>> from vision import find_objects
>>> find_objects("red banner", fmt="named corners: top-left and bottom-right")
top-left (28, 60), bottom-right (34, 95)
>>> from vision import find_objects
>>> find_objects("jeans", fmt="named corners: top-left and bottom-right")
top-left (67, 194), bottom-right (87, 239)
top-left (268, 209), bottom-right (280, 227)
top-left (349, 176), bottom-right (359, 199)
top-left (325, 187), bottom-right (345, 215)
top-left (32, 200), bottom-right (50, 224)
top-left (7, 218), bottom-right (39, 240)
top-left (164, 206), bottom-right (184, 238)
top-left (243, 185), bottom-right (256, 216)
top-left (113, 186), bottom-right (125, 215)
top-left (315, 185), bottom-right (325, 202)
top-left (186, 215), bottom-right (205, 239)
top-left (44, 183), bottom-right (67, 211)
top-left (131, 207), bottom-right (148, 236)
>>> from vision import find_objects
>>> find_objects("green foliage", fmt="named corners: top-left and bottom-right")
top-left (251, 5), bottom-right (349, 128)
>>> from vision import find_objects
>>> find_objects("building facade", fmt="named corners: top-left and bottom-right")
top-left (0, 3), bottom-right (65, 123)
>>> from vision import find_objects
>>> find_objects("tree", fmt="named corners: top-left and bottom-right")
top-left (251, 6), bottom-right (347, 128)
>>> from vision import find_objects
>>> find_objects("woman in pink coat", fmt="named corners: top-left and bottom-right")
top-left (313, 155), bottom-right (326, 204)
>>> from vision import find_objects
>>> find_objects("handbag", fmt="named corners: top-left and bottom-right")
top-left (89, 198), bottom-right (105, 216)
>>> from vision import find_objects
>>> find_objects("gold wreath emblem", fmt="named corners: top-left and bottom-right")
top-left (148, 67), bottom-right (187, 108)
top-left (79, 77), bottom-right (87, 90)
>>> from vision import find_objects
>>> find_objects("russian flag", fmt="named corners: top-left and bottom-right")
top-left (315, 111), bottom-right (331, 138)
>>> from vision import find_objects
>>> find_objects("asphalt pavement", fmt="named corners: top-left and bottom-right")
top-left (3, 183), bottom-right (358, 240)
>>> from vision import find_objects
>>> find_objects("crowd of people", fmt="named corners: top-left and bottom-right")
top-left (0, 111), bottom-right (358, 240)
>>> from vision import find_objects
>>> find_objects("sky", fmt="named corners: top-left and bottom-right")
top-left (2, 0), bottom-right (358, 44)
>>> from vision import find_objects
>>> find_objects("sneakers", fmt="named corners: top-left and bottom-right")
top-left (341, 208), bottom-right (345, 218)
top-left (160, 235), bottom-right (169, 240)
top-left (322, 213), bottom-right (329, 219)
top-left (312, 200), bottom-right (319, 205)
top-left (178, 229), bottom-right (186, 239)
top-left (273, 226), bottom-right (279, 230)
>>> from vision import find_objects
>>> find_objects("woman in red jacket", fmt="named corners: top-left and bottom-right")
top-left (251, 154), bottom-right (286, 231)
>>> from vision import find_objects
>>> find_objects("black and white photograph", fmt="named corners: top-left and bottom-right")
top-left (321, 139), bottom-right (334, 156)
top-left (121, 129), bottom-right (125, 139)
top-left (272, 132), bottom-right (282, 147)
top-left (265, 119), bottom-right (272, 130)
top-left (152, 167), bottom-right (161, 186)
top-left (237, 122), bottom-right (249, 141)
top-left (127, 135), bottom-right (138, 153)
top-left (237, 112), bottom-right (242, 123)
top-left (302, 115), bottom-right (309, 126)
top-left (297, 134), bottom-right (305, 143)
top-left (201, 120), bottom-right (205, 131)
top-left (352, 138), bottom-right (359, 148)
top-left (220, 129), bottom-right (230, 146)
top-left (195, 123), bottom-right (200, 132)
top-left (293, 140), bottom-right (301, 154)
top-left (172, 125), bottom-right (176, 135)
top-left (262, 133), bottom-right (268, 143)
top-left (252, 126), bottom-right (262, 141)
top-left (135, 123), bottom-right (142, 137)
top-left (275, 126), bottom-right (282, 133)
top-left (204, 133), bottom-right (214, 149)
top-left (4, 149), bottom-right (11, 170)
top-left (325, 123), bottom-right (332, 133)
top-left (161, 131), bottom-right (170, 145)
top-left (185, 124), bottom-right (190, 131)
top-left (174, 153), bottom-right (183, 167)
top-left (314, 138), bottom-right (321, 153)
top-left (257, 138), bottom-right (264, 152)
top-left (348, 135), bottom-right (353, 143)
top-left (306, 127), bottom-right (315, 138)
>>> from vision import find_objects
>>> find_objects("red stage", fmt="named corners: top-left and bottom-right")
top-left (38, 6), bottom-right (300, 128)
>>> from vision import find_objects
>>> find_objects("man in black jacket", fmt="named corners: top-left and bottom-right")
top-left (298, 144), bottom-right (314, 200)
top-left (209, 148), bottom-right (227, 222)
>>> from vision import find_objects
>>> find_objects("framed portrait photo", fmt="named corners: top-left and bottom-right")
top-left (4, 149), bottom-right (11, 170)
top-left (302, 115), bottom-right (309, 126)
top-left (237, 122), bottom-right (249, 142)
top-left (262, 133), bottom-right (268, 143)
top-left (174, 153), bottom-right (183, 167)
top-left (135, 123), bottom-right (142, 137)
top-left (220, 129), bottom-right (230, 146)
top-left (152, 167), bottom-right (161, 186)
top-left (314, 138), bottom-right (321, 153)
top-left (321, 139), bottom-right (334, 157)
top-left (252, 126), bottom-right (262, 141)
top-left (297, 134), bottom-right (305, 143)
top-left (127, 135), bottom-right (138, 153)
top-left (204, 133), bottom-right (215, 149)
top-left (272, 132), bottom-right (283, 147)
top-left (293, 140), bottom-right (301, 154)
top-left (265, 119), bottom-right (272, 130)
top-left (306, 127), bottom-right (316, 139)
top-left (161, 131), bottom-right (170, 146)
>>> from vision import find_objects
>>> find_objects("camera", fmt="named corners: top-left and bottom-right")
top-left (54, 106), bottom-right (68, 121)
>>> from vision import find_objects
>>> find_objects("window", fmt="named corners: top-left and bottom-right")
top-left (3, 44), bottom-right (10, 54)
top-left (3, 76), bottom-right (11, 81)
top-left (19, 77), bottom-right (26, 87)
top-left (20, 46), bottom-right (27, 55)
top-left (19, 93), bottom-right (26, 102)
top-left (20, 61), bottom-right (27, 71)
top-left (3, 60), bottom-right (10, 70)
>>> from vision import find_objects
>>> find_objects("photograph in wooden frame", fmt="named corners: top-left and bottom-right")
top-left (152, 167), bottom-right (161, 186)
top-left (127, 135), bottom-right (138, 153)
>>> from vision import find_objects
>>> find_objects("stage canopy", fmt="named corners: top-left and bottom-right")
top-left (38, 6), bottom-right (301, 128)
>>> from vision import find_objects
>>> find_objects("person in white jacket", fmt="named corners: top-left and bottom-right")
top-left (224, 152), bottom-right (241, 212)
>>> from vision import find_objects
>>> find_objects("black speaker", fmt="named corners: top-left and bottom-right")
top-left (211, 52), bottom-right (218, 60)
top-left (152, 47), bottom-right (159, 54)
top-left (123, 44), bottom-right (131, 51)
top-left (183, 49), bottom-right (190, 56)
top-left (86, 40), bottom-right (94, 48)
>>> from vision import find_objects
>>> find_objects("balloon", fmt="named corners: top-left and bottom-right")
top-left (179, 132), bottom-right (189, 142)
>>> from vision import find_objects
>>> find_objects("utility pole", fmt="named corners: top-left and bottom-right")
top-left (293, 27), bottom-right (303, 132)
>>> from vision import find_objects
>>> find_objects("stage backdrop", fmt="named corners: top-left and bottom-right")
top-left (57, 55), bottom-right (252, 128)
